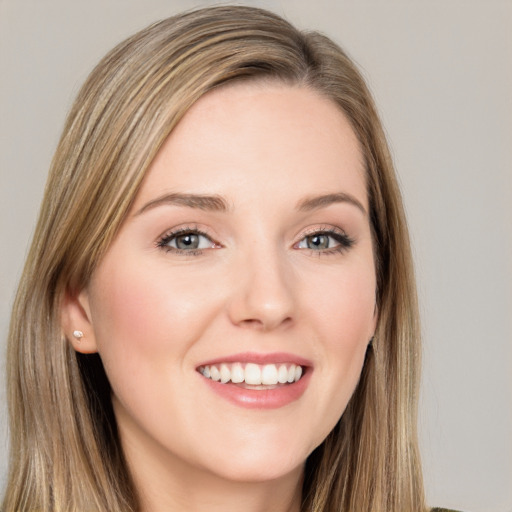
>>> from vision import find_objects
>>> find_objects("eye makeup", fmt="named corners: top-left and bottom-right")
top-left (155, 222), bottom-right (355, 258)
top-left (156, 226), bottom-right (220, 256)
top-left (294, 225), bottom-right (355, 256)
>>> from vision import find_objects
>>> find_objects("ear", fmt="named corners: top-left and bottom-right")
top-left (61, 288), bottom-right (99, 354)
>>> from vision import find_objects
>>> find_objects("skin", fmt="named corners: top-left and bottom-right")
top-left (63, 82), bottom-right (378, 512)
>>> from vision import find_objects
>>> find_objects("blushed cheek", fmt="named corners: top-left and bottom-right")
top-left (322, 273), bottom-right (375, 335)
top-left (87, 260), bottom-right (177, 377)
top-left (89, 259), bottom-right (221, 363)
top-left (93, 271), bottom-right (158, 350)
top-left (316, 269), bottom-right (376, 381)
top-left (304, 273), bottom-right (374, 447)
top-left (87, 264), bottom-right (181, 414)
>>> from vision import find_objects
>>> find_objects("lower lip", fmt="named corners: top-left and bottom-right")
top-left (200, 369), bottom-right (312, 409)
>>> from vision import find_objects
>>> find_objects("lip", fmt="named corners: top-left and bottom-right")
top-left (198, 351), bottom-right (313, 367)
top-left (196, 352), bottom-right (313, 409)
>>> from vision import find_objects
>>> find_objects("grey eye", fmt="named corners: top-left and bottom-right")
top-left (175, 233), bottom-right (200, 250)
top-left (305, 234), bottom-right (330, 250)
top-left (162, 231), bottom-right (215, 251)
top-left (296, 230), bottom-right (354, 253)
top-left (298, 234), bottom-right (334, 250)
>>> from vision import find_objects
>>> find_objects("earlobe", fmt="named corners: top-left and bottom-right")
top-left (61, 288), bottom-right (99, 354)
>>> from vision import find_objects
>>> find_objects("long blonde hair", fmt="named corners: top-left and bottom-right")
top-left (3, 6), bottom-right (425, 511)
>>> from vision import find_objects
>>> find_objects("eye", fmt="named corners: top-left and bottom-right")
top-left (299, 234), bottom-right (332, 250)
top-left (296, 229), bottom-right (354, 253)
top-left (157, 228), bottom-right (218, 253)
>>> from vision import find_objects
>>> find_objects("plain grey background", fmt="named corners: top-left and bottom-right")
top-left (1, 1), bottom-right (511, 511)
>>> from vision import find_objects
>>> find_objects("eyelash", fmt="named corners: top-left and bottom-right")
top-left (156, 226), bottom-right (217, 256)
top-left (296, 226), bottom-right (355, 256)
top-left (156, 226), bottom-right (355, 256)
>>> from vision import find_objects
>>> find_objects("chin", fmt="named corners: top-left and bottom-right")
top-left (194, 431), bottom-right (313, 484)
top-left (207, 455), bottom-right (305, 484)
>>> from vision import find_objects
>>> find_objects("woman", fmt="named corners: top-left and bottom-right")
top-left (2, 5), bottom-right (454, 512)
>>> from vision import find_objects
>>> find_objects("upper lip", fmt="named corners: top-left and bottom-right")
top-left (197, 351), bottom-right (312, 368)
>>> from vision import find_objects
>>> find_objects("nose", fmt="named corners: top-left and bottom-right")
top-left (227, 247), bottom-right (296, 331)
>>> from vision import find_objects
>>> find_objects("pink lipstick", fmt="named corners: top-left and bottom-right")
top-left (196, 352), bottom-right (312, 409)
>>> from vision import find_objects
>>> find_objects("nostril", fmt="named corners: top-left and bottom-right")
top-left (240, 318), bottom-right (264, 328)
top-left (239, 316), bottom-right (293, 331)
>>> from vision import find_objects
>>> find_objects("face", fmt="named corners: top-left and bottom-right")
top-left (70, 83), bottom-right (377, 485)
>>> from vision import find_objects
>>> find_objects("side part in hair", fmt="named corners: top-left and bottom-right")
top-left (3, 6), bottom-right (425, 512)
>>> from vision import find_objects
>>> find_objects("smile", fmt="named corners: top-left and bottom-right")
top-left (196, 353), bottom-right (312, 409)
top-left (198, 362), bottom-right (303, 387)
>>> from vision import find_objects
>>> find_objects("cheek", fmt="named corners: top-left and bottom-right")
top-left (88, 258), bottom-right (224, 372)
top-left (86, 257), bottom-right (220, 426)
top-left (90, 264), bottom-right (170, 356)
top-left (87, 263), bottom-right (172, 403)
top-left (304, 261), bottom-right (376, 438)
top-left (313, 260), bottom-right (376, 347)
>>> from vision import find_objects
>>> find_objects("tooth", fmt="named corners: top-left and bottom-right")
top-left (210, 365), bottom-right (221, 382)
top-left (231, 362), bottom-right (244, 383)
top-left (220, 363), bottom-right (231, 383)
top-left (202, 361), bottom-right (303, 386)
top-left (277, 364), bottom-right (288, 384)
top-left (245, 363), bottom-right (262, 385)
top-left (261, 364), bottom-right (278, 385)
top-left (287, 364), bottom-right (296, 383)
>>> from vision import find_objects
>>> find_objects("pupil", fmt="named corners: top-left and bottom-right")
top-left (308, 235), bottom-right (329, 249)
top-left (176, 233), bottom-right (199, 250)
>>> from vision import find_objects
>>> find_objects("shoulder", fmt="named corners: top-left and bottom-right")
top-left (431, 508), bottom-right (464, 512)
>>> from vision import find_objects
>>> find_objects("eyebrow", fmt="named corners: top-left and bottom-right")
top-left (135, 191), bottom-right (367, 217)
top-left (135, 193), bottom-right (230, 215)
top-left (297, 192), bottom-right (367, 216)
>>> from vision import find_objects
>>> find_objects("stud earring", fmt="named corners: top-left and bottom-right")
top-left (73, 330), bottom-right (84, 340)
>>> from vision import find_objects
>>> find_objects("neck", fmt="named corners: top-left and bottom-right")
top-left (138, 464), bottom-right (303, 512)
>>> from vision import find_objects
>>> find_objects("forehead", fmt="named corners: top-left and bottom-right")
top-left (134, 82), bottom-right (366, 210)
